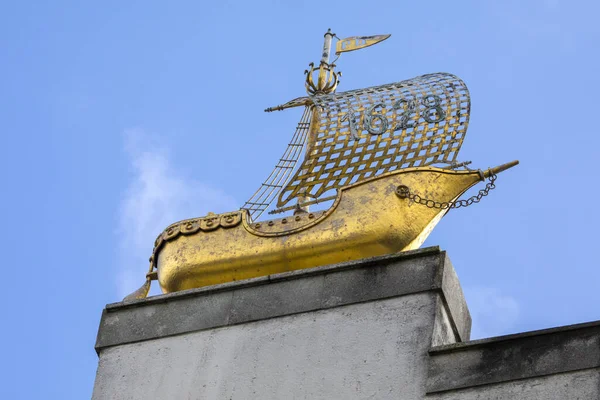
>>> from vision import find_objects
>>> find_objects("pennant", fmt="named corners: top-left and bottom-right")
top-left (335, 34), bottom-right (391, 55)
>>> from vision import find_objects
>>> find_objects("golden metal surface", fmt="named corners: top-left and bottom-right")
top-left (304, 30), bottom-right (340, 96)
top-left (155, 164), bottom-right (517, 293)
top-left (245, 30), bottom-right (398, 218)
top-left (123, 29), bottom-right (519, 300)
top-left (277, 73), bottom-right (471, 209)
top-left (335, 34), bottom-right (391, 54)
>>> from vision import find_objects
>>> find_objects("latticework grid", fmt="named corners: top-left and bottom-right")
top-left (242, 106), bottom-right (312, 220)
top-left (277, 73), bottom-right (470, 208)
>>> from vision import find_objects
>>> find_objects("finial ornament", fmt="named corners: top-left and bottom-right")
top-left (304, 29), bottom-right (341, 95)
top-left (304, 62), bottom-right (340, 95)
top-left (124, 29), bottom-right (518, 301)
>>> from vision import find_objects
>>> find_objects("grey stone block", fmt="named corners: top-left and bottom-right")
top-left (95, 246), bottom-right (471, 352)
top-left (92, 246), bottom-right (600, 400)
top-left (427, 320), bottom-right (600, 393)
top-left (427, 369), bottom-right (600, 400)
top-left (93, 293), bottom-right (442, 400)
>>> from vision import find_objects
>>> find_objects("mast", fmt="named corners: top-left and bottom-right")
top-left (318, 29), bottom-right (335, 92)
top-left (296, 29), bottom-right (339, 214)
top-left (245, 29), bottom-right (391, 218)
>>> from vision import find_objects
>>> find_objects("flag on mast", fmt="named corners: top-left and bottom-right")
top-left (335, 34), bottom-right (391, 55)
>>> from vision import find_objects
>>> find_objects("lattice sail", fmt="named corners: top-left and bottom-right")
top-left (242, 106), bottom-right (313, 220)
top-left (277, 73), bottom-right (470, 208)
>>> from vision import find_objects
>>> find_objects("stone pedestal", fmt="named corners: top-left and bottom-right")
top-left (92, 247), bottom-right (600, 399)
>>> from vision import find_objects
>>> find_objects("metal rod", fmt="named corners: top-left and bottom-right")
top-left (484, 160), bottom-right (520, 178)
top-left (294, 29), bottom-right (336, 215)
top-left (317, 29), bottom-right (334, 91)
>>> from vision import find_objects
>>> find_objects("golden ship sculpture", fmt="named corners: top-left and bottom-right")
top-left (126, 30), bottom-right (518, 300)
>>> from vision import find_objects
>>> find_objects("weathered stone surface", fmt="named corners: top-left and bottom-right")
top-left (427, 320), bottom-right (600, 393)
top-left (427, 369), bottom-right (600, 400)
top-left (437, 253), bottom-right (471, 342)
top-left (431, 296), bottom-right (456, 347)
top-left (92, 247), bottom-right (468, 400)
top-left (93, 293), bottom-right (441, 400)
top-left (96, 246), bottom-right (471, 351)
top-left (92, 247), bottom-right (600, 400)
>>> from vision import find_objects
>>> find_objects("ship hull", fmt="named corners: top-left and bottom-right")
top-left (155, 166), bottom-right (490, 293)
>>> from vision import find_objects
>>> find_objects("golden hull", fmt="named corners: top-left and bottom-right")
top-left (149, 163), bottom-right (516, 294)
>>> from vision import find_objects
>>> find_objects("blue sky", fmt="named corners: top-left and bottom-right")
top-left (2, 1), bottom-right (599, 398)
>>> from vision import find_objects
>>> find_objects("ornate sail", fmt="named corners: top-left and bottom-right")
top-left (276, 73), bottom-right (471, 208)
top-left (124, 30), bottom-right (519, 301)
top-left (242, 106), bottom-right (313, 220)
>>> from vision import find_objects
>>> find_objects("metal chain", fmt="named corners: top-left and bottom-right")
top-left (395, 172), bottom-right (498, 209)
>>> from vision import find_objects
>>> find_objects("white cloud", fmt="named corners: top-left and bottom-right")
top-left (116, 129), bottom-right (237, 298)
top-left (465, 286), bottom-right (520, 339)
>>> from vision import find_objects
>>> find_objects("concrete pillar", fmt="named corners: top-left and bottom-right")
top-left (92, 247), bottom-right (469, 399)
